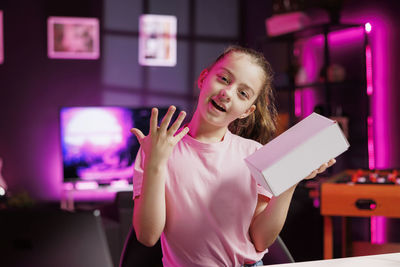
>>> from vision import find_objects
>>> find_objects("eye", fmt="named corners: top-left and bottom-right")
top-left (239, 89), bottom-right (249, 99)
top-left (218, 75), bottom-right (230, 84)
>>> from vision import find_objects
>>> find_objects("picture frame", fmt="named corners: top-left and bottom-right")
top-left (0, 10), bottom-right (3, 64)
top-left (47, 16), bottom-right (100, 60)
top-left (139, 14), bottom-right (177, 67)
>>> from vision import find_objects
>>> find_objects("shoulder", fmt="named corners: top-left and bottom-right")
top-left (228, 131), bottom-right (263, 153)
top-left (229, 131), bottom-right (262, 147)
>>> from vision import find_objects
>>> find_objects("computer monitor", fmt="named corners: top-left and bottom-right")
top-left (59, 106), bottom-right (176, 185)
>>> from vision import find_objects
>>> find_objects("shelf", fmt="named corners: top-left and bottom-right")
top-left (275, 80), bottom-right (366, 91)
top-left (264, 17), bottom-right (369, 172)
top-left (267, 23), bottom-right (364, 42)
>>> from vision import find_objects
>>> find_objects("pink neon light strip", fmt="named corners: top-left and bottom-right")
top-left (294, 90), bottom-right (302, 117)
top-left (371, 216), bottom-right (387, 244)
top-left (365, 23), bottom-right (386, 245)
top-left (365, 22), bottom-right (372, 34)
top-left (366, 45), bottom-right (373, 95)
top-left (365, 28), bottom-right (375, 169)
top-left (367, 116), bottom-right (375, 169)
top-left (0, 11), bottom-right (3, 64)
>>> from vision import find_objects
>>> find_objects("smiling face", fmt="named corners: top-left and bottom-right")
top-left (196, 52), bottom-right (265, 129)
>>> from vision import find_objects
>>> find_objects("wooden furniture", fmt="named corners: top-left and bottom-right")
top-left (320, 169), bottom-right (400, 259)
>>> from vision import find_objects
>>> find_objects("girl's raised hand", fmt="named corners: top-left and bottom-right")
top-left (304, 158), bottom-right (336, 180)
top-left (130, 106), bottom-right (189, 168)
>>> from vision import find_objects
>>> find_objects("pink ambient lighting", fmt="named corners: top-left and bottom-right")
top-left (365, 22), bottom-right (372, 33)
top-left (0, 10), bottom-right (3, 64)
top-left (63, 182), bottom-right (74, 191)
top-left (313, 198), bottom-right (320, 208)
top-left (65, 109), bottom-right (123, 147)
top-left (294, 27), bottom-right (365, 118)
top-left (302, 88), bottom-right (317, 117)
top-left (367, 116), bottom-right (375, 169)
top-left (75, 181), bottom-right (99, 190)
top-left (60, 107), bottom-right (134, 182)
top-left (366, 45), bottom-right (373, 96)
top-left (365, 16), bottom-right (391, 169)
top-left (371, 216), bottom-right (387, 244)
top-left (366, 31), bottom-right (375, 170)
top-left (294, 90), bottom-right (302, 117)
top-left (0, 187), bottom-right (5, 196)
top-left (110, 179), bottom-right (130, 189)
top-left (362, 17), bottom-right (390, 246)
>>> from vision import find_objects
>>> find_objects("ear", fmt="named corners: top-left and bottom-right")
top-left (239, 104), bottom-right (256, 119)
top-left (197, 69), bottom-right (209, 89)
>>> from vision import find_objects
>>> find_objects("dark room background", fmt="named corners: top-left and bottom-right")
top-left (1, 0), bottom-right (400, 263)
top-left (2, 0), bottom-right (400, 201)
top-left (0, 0), bottom-right (247, 200)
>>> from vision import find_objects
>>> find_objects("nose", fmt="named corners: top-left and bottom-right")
top-left (219, 87), bottom-right (232, 101)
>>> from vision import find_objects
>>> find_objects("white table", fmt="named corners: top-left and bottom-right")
top-left (262, 253), bottom-right (400, 267)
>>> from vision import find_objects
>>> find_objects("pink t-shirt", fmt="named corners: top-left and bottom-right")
top-left (133, 130), bottom-right (272, 267)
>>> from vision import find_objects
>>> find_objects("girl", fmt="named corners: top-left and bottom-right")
top-left (130, 46), bottom-right (335, 267)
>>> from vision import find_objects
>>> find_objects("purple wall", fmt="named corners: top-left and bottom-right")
top-left (0, 0), bottom-right (241, 201)
top-left (0, 1), bottom-right (102, 200)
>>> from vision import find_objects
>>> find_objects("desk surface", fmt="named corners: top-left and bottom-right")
top-left (262, 253), bottom-right (400, 267)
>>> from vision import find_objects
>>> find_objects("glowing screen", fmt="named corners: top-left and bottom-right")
top-left (60, 106), bottom-right (175, 183)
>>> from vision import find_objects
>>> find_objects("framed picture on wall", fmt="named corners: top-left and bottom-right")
top-left (139, 14), bottom-right (177, 67)
top-left (0, 10), bottom-right (3, 64)
top-left (47, 16), bottom-right (100, 60)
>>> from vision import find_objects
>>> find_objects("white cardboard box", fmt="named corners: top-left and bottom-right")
top-left (245, 113), bottom-right (349, 196)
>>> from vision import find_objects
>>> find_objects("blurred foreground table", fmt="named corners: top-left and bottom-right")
top-left (261, 252), bottom-right (400, 267)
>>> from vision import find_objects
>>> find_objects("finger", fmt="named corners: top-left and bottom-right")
top-left (159, 106), bottom-right (176, 132)
top-left (168, 111), bottom-right (187, 135)
top-left (173, 127), bottom-right (190, 143)
top-left (305, 170), bottom-right (318, 180)
top-left (149, 108), bottom-right (159, 135)
top-left (327, 158), bottom-right (336, 167)
top-left (130, 128), bottom-right (145, 144)
top-left (318, 163), bottom-right (328, 173)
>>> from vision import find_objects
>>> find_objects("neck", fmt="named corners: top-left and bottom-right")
top-left (187, 111), bottom-right (228, 143)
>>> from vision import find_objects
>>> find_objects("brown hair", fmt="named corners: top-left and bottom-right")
top-left (207, 46), bottom-right (278, 145)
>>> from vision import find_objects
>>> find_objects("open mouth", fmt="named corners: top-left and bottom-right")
top-left (211, 99), bottom-right (226, 112)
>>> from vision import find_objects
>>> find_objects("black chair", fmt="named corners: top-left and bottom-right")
top-left (262, 235), bottom-right (295, 265)
top-left (119, 229), bottom-right (294, 267)
top-left (119, 226), bottom-right (163, 267)
top-left (117, 192), bottom-right (293, 266)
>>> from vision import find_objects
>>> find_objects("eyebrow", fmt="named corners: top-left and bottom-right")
top-left (220, 67), bottom-right (255, 96)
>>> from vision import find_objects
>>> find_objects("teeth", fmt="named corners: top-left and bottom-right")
top-left (211, 99), bottom-right (226, 112)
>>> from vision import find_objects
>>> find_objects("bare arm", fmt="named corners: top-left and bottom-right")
top-left (249, 159), bottom-right (336, 252)
top-left (131, 106), bottom-right (189, 247)
top-left (133, 164), bottom-right (167, 247)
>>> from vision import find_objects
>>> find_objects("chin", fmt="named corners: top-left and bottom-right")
top-left (206, 115), bottom-right (234, 128)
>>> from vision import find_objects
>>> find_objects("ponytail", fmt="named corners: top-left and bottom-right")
top-left (228, 76), bottom-right (278, 145)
